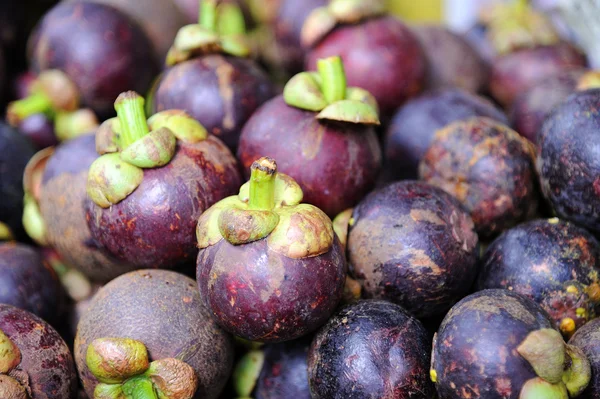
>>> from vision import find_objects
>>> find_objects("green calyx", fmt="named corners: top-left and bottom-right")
top-left (520, 378), bottom-right (568, 399)
top-left (166, 0), bottom-right (249, 66)
top-left (233, 350), bottom-right (265, 398)
top-left (332, 208), bottom-right (353, 250)
top-left (0, 222), bottom-right (14, 241)
top-left (22, 147), bottom-right (55, 246)
top-left (577, 71), bottom-right (600, 92)
top-left (196, 157), bottom-right (335, 259)
top-left (22, 193), bottom-right (48, 247)
top-left (55, 109), bottom-right (99, 142)
top-left (87, 338), bottom-right (198, 399)
top-left (0, 329), bottom-right (21, 374)
top-left (283, 56), bottom-right (380, 125)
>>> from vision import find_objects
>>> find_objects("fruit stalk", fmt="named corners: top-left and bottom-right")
top-left (318, 56), bottom-right (347, 104)
top-left (249, 157), bottom-right (277, 211)
top-left (114, 92), bottom-right (150, 149)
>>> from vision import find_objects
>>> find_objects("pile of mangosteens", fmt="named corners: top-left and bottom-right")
top-left (5, 0), bottom-right (600, 398)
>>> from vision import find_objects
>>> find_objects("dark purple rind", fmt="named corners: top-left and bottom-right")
top-left (537, 89), bottom-right (600, 234)
top-left (0, 243), bottom-right (66, 326)
top-left (305, 16), bottom-right (427, 119)
top-left (256, 337), bottom-right (312, 399)
top-left (510, 69), bottom-right (586, 143)
top-left (152, 55), bottom-right (276, 151)
top-left (238, 95), bottom-right (382, 218)
top-left (489, 42), bottom-right (588, 108)
top-left (75, 269), bottom-right (234, 399)
top-left (476, 218), bottom-right (600, 333)
top-left (39, 134), bottom-right (127, 283)
top-left (384, 89), bottom-right (508, 181)
top-left (17, 113), bottom-right (58, 150)
top-left (347, 181), bottom-right (479, 319)
top-left (308, 299), bottom-right (435, 399)
top-left (420, 117), bottom-right (539, 238)
top-left (431, 289), bottom-right (554, 399)
top-left (197, 237), bottom-right (347, 343)
top-left (85, 136), bottom-right (242, 272)
top-left (0, 304), bottom-right (77, 399)
top-left (29, 2), bottom-right (159, 118)
top-left (570, 318), bottom-right (600, 398)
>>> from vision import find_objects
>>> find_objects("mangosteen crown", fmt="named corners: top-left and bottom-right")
top-left (577, 71), bottom-right (600, 92)
top-left (0, 329), bottom-right (28, 399)
top-left (283, 56), bottom-right (380, 126)
top-left (197, 156), bottom-right (335, 259)
top-left (166, 0), bottom-right (250, 66)
top-left (87, 91), bottom-right (209, 209)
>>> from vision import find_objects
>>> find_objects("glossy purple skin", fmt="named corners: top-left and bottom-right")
top-left (238, 96), bottom-right (382, 218)
top-left (86, 136), bottom-right (242, 272)
top-left (197, 237), bottom-right (347, 343)
top-left (570, 318), bottom-right (600, 398)
top-left (476, 218), bottom-right (600, 334)
top-left (75, 270), bottom-right (234, 399)
top-left (308, 300), bottom-right (435, 399)
top-left (347, 181), bottom-right (479, 319)
top-left (152, 55), bottom-right (276, 151)
top-left (0, 304), bottom-right (78, 399)
top-left (0, 243), bottom-right (66, 326)
top-left (18, 113), bottom-right (57, 149)
top-left (537, 89), bottom-right (600, 234)
top-left (510, 69), bottom-right (586, 143)
top-left (431, 289), bottom-right (554, 399)
top-left (306, 16), bottom-right (427, 119)
top-left (29, 2), bottom-right (159, 118)
top-left (384, 89), bottom-right (508, 181)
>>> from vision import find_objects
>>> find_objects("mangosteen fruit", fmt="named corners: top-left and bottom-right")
top-left (384, 88), bottom-right (508, 181)
top-left (308, 299), bottom-right (435, 398)
top-left (85, 91), bottom-right (241, 272)
top-left (420, 116), bottom-right (539, 238)
top-left (238, 55), bottom-right (382, 218)
top-left (196, 157), bottom-right (347, 342)
top-left (345, 180), bottom-right (479, 319)
top-left (537, 89), bottom-right (600, 234)
top-left (75, 269), bottom-right (234, 399)
top-left (431, 289), bottom-right (591, 398)
top-left (0, 304), bottom-right (78, 399)
top-left (570, 318), bottom-right (600, 398)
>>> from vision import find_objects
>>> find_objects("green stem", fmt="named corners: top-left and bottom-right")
top-left (7, 91), bottom-right (53, 125)
top-left (200, 0), bottom-right (218, 32)
top-left (248, 157), bottom-right (276, 211)
top-left (317, 56), bottom-right (347, 104)
top-left (515, 0), bottom-right (528, 14)
top-left (122, 377), bottom-right (158, 399)
top-left (114, 92), bottom-right (149, 149)
top-left (217, 2), bottom-right (247, 36)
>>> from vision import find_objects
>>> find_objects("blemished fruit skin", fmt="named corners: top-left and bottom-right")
top-left (347, 181), bottom-right (479, 319)
top-left (308, 299), bottom-right (436, 399)
top-left (570, 318), bottom-right (600, 398)
top-left (537, 88), bottom-right (600, 235)
top-left (306, 16), bottom-right (427, 119)
top-left (0, 304), bottom-right (78, 399)
top-left (75, 269), bottom-right (235, 399)
top-left (431, 289), bottom-right (554, 399)
top-left (476, 218), bottom-right (600, 336)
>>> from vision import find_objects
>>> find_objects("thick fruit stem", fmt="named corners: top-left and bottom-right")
top-left (122, 377), bottom-right (158, 399)
top-left (318, 56), bottom-right (347, 104)
top-left (7, 91), bottom-right (53, 126)
top-left (217, 2), bottom-right (246, 35)
top-left (200, 0), bottom-right (218, 32)
top-left (115, 92), bottom-right (150, 149)
top-left (249, 157), bottom-right (277, 211)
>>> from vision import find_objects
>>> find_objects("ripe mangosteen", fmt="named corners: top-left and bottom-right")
top-left (0, 304), bottom-right (78, 399)
top-left (345, 180), bottom-right (479, 319)
top-left (308, 299), bottom-right (435, 398)
top-left (570, 318), bottom-right (600, 398)
top-left (196, 157), bottom-right (347, 342)
top-left (537, 89), bottom-right (600, 235)
top-left (477, 218), bottom-right (600, 338)
top-left (412, 24), bottom-right (488, 93)
top-left (151, 0), bottom-right (275, 151)
top-left (302, 0), bottom-right (426, 119)
top-left (384, 88), bottom-right (508, 181)
top-left (85, 91), bottom-right (242, 272)
top-left (238, 56), bottom-right (382, 217)
top-left (75, 269), bottom-right (234, 399)
top-left (420, 116), bottom-right (539, 238)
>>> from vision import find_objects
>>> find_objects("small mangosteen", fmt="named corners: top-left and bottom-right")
top-left (308, 299), bottom-right (435, 398)
top-left (238, 56), bottom-right (382, 217)
top-left (420, 116), bottom-right (539, 238)
top-left (570, 318), bottom-right (600, 398)
top-left (75, 269), bottom-right (234, 399)
top-left (477, 218), bottom-right (600, 338)
top-left (537, 89), bottom-right (600, 234)
top-left (384, 88), bottom-right (508, 181)
top-left (196, 157), bottom-right (347, 342)
top-left (85, 91), bottom-right (241, 272)
top-left (345, 180), bottom-right (479, 319)
top-left (0, 304), bottom-right (78, 399)
top-left (151, 0), bottom-right (275, 151)
top-left (302, 0), bottom-right (426, 119)
top-left (431, 289), bottom-right (591, 398)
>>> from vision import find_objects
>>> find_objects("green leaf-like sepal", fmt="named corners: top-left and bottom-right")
top-left (317, 99), bottom-right (380, 125)
top-left (120, 128), bottom-right (176, 168)
top-left (519, 378), bottom-right (568, 399)
top-left (517, 329), bottom-right (565, 384)
top-left (87, 154), bottom-right (144, 208)
top-left (218, 207), bottom-right (279, 244)
top-left (238, 172), bottom-right (303, 208)
top-left (55, 109), bottom-right (99, 142)
top-left (148, 110), bottom-right (208, 143)
top-left (283, 72), bottom-right (328, 112)
top-left (221, 35), bottom-right (251, 58)
top-left (22, 193), bottom-right (48, 246)
top-left (346, 87), bottom-right (379, 117)
top-left (233, 350), bottom-right (265, 398)
top-left (144, 358), bottom-right (198, 399)
top-left (197, 196), bottom-right (241, 249)
top-left (96, 118), bottom-right (122, 155)
top-left (121, 377), bottom-right (157, 399)
top-left (563, 345), bottom-right (591, 397)
top-left (332, 208), bottom-right (353, 249)
top-left (94, 383), bottom-right (126, 399)
top-left (173, 24), bottom-right (221, 53)
top-left (86, 338), bottom-right (149, 384)
top-left (300, 6), bottom-right (338, 48)
top-left (0, 329), bottom-right (21, 373)
top-left (328, 0), bottom-right (386, 23)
